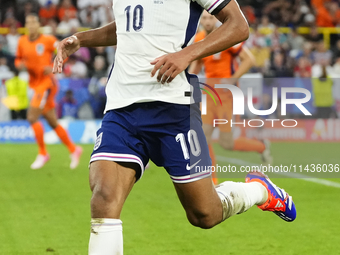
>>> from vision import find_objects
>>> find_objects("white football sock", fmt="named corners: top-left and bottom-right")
top-left (89, 218), bottom-right (123, 255)
top-left (216, 181), bottom-right (267, 220)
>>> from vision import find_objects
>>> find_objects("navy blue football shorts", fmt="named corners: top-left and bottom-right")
top-left (90, 101), bottom-right (212, 183)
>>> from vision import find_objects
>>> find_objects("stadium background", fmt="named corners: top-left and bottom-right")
top-left (0, 0), bottom-right (340, 254)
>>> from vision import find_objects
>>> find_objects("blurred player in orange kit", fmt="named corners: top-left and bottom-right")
top-left (15, 13), bottom-right (82, 169)
top-left (190, 11), bottom-right (272, 184)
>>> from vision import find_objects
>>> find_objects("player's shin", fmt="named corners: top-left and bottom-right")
top-left (54, 124), bottom-right (76, 153)
top-left (215, 181), bottom-right (268, 220)
top-left (31, 121), bottom-right (47, 155)
top-left (89, 218), bottom-right (123, 255)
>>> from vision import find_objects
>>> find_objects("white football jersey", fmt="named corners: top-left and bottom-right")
top-left (105, 0), bottom-right (231, 112)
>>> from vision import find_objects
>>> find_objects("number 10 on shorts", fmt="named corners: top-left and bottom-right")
top-left (176, 130), bottom-right (201, 160)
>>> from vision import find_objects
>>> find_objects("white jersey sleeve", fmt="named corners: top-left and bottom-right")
top-left (194, 0), bottom-right (231, 15)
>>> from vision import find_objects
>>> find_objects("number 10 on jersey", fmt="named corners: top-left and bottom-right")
top-left (125, 5), bottom-right (144, 32)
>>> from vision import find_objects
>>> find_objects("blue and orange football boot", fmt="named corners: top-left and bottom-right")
top-left (246, 171), bottom-right (296, 222)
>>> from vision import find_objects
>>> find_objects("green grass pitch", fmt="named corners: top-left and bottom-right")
top-left (0, 142), bottom-right (340, 254)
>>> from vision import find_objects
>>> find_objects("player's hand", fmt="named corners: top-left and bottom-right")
top-left (43, 66), bottom-right (52, 75)
top-left (17, 62), bottom-right (26, 71)
top-left (150, 51), bottom-right (191, 84)
top-left (53, 35), bottom-right (80, 74)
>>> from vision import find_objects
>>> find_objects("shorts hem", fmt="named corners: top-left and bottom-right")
top-left (90, 152), bottom-right (145, 181)
top-left (170, 171), bottom-right (212, 183)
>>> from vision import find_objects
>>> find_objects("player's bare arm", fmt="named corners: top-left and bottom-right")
top-left (53, 21), bottom-right (117, 74)
top-left (151, 0), bottom-right (249, 84)
top-left (230, 46), bottom-right (255, 80)
top-left (15, 39), bottom-right (26, 71)
top-left (188, 59), bottom-right (204, 75)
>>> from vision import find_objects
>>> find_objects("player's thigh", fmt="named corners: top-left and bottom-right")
top-left (89, 160), bottom-right (138, 218)
top-left (216, 98), bottom-right (233, 149)
top-left (201, 96), bottom-right (215, 144)
top-left (27, 106), bottom-right (43, 124)
top-left (152, 103), bottom-right (211, 182)
top-left (43, 80), bottom-right (58, 114)
top-left (43, 108), bottom-right (58, 129)
top-left (219, 131), bottom-right (234, 150)
top-left (216, 99), bottom-right (233, 133)
top-left (202, 124), bottom-right (214, 144)
top-left (30, 85), bottom-right (49, 110)
top-left (173, 177), bottom-right (222, 227)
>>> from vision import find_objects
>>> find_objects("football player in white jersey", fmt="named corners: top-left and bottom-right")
top-left (53, 0), bottom-right (296, 254)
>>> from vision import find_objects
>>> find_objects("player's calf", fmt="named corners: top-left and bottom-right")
top-left (174, 177), bottom-right (224, 229)
top-left (176, 177), bottom-right (268, 229)
top-left (185, 206), bottom-right (221, 229)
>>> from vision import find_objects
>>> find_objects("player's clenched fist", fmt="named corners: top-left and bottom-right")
top-left (52, 35), bottom-right (80, 74)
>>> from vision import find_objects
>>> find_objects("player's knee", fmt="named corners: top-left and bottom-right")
top-left (219, 139), bottom-right (234, 151)
top-left (187, 210), bottom-right (217, 229)
top-left (48, 120), bottom-right (58, 129)
top-left (90, 185), bottom-right (123, 218)
top-left (27, 115), bottom-right (37, 124)
top-left (91, 184), bottom-right (118, 208)
top-left (44, 116), bottom-right (58, 128)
